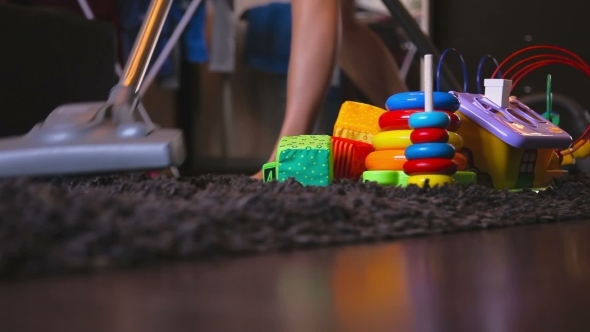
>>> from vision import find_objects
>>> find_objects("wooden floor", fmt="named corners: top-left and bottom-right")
top-left (2, 221), bottom-right (590, 332)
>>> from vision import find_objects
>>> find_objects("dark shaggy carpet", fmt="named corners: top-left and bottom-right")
top-left (0, 173), bottom-right (589, 279)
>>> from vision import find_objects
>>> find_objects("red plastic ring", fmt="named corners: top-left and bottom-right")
top-left (410, 128), bottom-right (449, 144)
top-left (379, 110), bottom-right (462, 131)
top-left (445, 111), bottom-right (462, 131)
top-left (378, 109), bottom-right (421, 131)
top-left (403, 158), bottom-right (458, 175)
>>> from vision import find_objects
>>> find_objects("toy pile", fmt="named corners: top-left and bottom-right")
top-left (259, 45), bottom-right (588, 190)
top-left (261, 92), bottom-right (476, 188)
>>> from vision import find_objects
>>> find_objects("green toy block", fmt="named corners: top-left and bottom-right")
top-left (262, 162), bottom-right (277, 182)
top-left (277, 135), bottom-right (333, 186)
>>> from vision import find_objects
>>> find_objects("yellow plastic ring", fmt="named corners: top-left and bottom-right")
top-left (372, 130), bottom-right (413, 150)
top-left (448, 131), bottom-right (464, 150)
top-left (373, 130), bottom-right (464, 151)
top-left (407, 174), bottom-right (454, 188)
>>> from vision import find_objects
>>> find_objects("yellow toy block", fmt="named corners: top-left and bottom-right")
top-left (333, 101), bottom-right (386, 144)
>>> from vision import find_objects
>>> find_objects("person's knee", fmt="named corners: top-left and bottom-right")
top-left (340, 0), bottom-right (362, 32)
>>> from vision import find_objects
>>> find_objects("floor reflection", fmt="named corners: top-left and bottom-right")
top-left (2, 222), bottom-right (590, 332)
top-left (272, 222), bottom-right (590, 332)
top-left (276, 260), bottom-right (333, 332)
top-left (561, 227), bottom-right (590, 280)
top-left (331, 245), bottom-right (413, 331)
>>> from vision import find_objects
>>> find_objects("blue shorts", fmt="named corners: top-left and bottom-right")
top-left (241, 3), bottom-right (292, 75)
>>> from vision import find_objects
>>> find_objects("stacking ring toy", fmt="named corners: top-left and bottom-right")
top-left (403, 158), bottom-right (458, 176)
top-left (453, 152), bottom-right (468, 171)
top-left (408, 112), bottom-right (450, 129)
top-left (372, 130), bottom-right (413, 150)
top-left (378, 109), bottom-right (421, 130)
top-left (386, 91), bottom-right (460, 111)
top-left (410, 128), bottom-right (449, 144)
top-left (365, 150), bottom-right (407, 170)
top-left (407, 174), bottom-right (454, 187)
top-left (362, 170), bottom-right (398, 185)
top-left (405, 143), bottom-right (455, 160)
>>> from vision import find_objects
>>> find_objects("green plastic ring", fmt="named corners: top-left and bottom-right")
top-left (453, 171), bottom-right (477, 185)
top-left (362, 170), bottom-right (399, 185)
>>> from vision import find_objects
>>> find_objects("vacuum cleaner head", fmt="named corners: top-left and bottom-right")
top-left (0, 101), bottom-right (185, 177)
top-left (0, 0), bottom-right (187, 178)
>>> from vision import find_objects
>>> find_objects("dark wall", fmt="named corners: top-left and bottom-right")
top-left (0, 4), bottom-right (116, 137)
top-left (431, 0), bottom-right (590, 107)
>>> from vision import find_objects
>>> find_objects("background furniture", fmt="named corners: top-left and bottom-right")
top-left (0, 3), bottom-right (116, 138)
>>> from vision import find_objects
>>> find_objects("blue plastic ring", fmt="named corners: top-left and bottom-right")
top-left (405, 143), bottom-right (456, 160)
top-left (408, 112), bottom-right (451, 129)
top-left (386, 91), bottom-right (460, 111)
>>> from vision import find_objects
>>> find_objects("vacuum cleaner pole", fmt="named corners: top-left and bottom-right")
top-left (120, 0), bottom-right (173, 93)
top-left (109, 0), bottom-right (173, 124)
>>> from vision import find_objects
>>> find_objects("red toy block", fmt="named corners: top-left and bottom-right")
top-left (332, 136), bottom-right (374, 180)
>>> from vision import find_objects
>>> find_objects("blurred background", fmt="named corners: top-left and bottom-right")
top-left (0, 0), bottom-right (589, 175)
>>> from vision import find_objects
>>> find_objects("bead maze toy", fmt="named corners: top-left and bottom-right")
top-left (262, 44), bottom-right (590, 190)
top-left (452, 88), bottom-right (571, 189)
top-left (489, 45), bottom-right (590, 173)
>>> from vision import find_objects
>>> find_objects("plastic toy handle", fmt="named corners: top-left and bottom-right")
top-left (478, 97), bottom-right (536, 126)
top-left (478, 98), bottom-right (511, 118)
top-left (436, 48), bottom-right (468, 92)
top-left (476, 54), bottom-right (502, 94)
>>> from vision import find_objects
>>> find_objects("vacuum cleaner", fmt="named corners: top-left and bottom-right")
top-left (0, 0), bottom-right (186, 178)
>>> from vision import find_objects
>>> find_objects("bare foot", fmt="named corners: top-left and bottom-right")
top-left (251, 170), bottom-right (263, 180)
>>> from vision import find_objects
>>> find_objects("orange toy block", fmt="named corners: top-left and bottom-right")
top-left (333, 101), bottom-right (386, 144)
top-left (332, 137), bottom-right (374, 180)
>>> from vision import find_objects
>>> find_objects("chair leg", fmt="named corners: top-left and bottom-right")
top-left (220, 73), bottom-right (233, 161)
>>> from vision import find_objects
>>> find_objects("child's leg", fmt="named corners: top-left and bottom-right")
top-left (338, 0), bottom-right (408, 106)
top-left (252, 0), bottom-right (408, 179)
top-left (252, 0), bottom-right (341, 179)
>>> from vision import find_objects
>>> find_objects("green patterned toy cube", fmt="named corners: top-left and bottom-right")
top-left (277, 135), bottom-right (333, 186)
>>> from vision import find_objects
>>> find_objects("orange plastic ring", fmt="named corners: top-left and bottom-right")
top-left (365, 149), bottom-right (407, 171)
top-left (453, 152), bottom-right (467, 171)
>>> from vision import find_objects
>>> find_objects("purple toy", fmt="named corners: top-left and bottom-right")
top-left (452, 92), bottom-right (572, 149)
